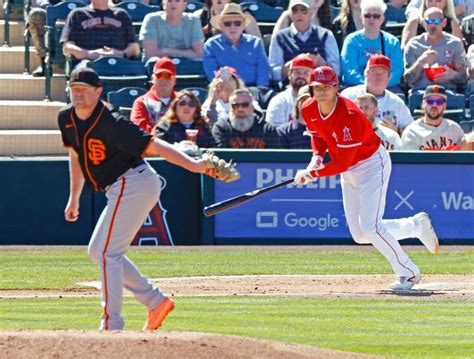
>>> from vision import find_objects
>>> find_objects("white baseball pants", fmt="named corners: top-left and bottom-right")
top-left (341, 146), bottom-right (420, 278)
top-left (88, 162), bottom-right (167, 330)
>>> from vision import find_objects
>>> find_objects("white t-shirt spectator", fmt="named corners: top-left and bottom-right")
top-left (341, 85), bottom-right (414, 130)
top-left (375, 126), bottom-right (401, 150)
top-left (265, 87), bottom-right (297, 126)
top-left (401, 118), bottom-right (465, 150)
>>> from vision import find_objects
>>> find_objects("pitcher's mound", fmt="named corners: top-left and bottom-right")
top-left (0, 330), bottom-right (380, 358)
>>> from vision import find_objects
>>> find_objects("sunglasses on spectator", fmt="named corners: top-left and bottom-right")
top-left (231, 102), bottom-right (251, 109)
top-left (363, 13), bottom-right (382, 19)
top-left (177, 99), bottom-right (197, 107)
top-left (223, 20), bottom-right (243, 27)
top-left (424, 18), bottom-right (443, 25)
top-left (425, 97), bottom-right (446, 106)
top-left (155, 72), bottom-right (175, 80)
top-left (291, 6), bottom-right (308, 14)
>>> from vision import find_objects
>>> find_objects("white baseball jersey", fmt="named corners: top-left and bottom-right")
top-left (375, 126), bottom-right (402, 150)
top-left (265, 87), bottom-right (297, 125)
top-left (401, 118), bottom-right (465, 151)
top-left (341, 85), bottom-right (414, 129)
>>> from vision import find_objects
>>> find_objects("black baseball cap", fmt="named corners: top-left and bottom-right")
top-left (423, 84), bottom-right (447, 98)
top-left (69, 67), bottom-right (102, 88)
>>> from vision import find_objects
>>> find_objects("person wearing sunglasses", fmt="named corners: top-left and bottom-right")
top-left (294, 66), bottom-right (439, 291)
top-left (212, 88), bottom-right (282, 148)
top-left (341, 0), bottom-right (404, 91)
top-left (269, 0), bottom-right (340, 82)
top-left (404, 7), bottom-right (467, 92)
top-left (401, 85), bottom-right (464, 150)
top-left (153, 91), bottom-right (216, 149)
top-left (139, 0), bottom-right (205, 61)
top-left (401, 0), bottom-right (462, 49)
top-left (131, 58), bottom-right (179, 133)
top-left (203, 3), bottom-right (270, 88)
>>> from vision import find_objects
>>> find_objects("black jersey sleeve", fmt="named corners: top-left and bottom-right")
top-left (111, 112), bottom-right (153, 157)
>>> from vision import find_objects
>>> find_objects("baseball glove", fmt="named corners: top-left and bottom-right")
top-left (202, 150), bottom-right (240, 183)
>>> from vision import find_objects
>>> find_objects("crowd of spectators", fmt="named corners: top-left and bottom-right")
top-left (25, 0), bottom-right (474, 151)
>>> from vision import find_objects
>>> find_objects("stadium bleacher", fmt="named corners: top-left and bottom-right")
top-left (0, 0), bottom-right (471, 156)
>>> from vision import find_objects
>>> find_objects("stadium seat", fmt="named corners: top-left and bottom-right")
top-left (184, 87), bottom-right (208, 103)
top-left (409, 92), bottom-right (466, 123)
top-left (459, 120), bottom-right (474, 134)
top-left (3, 0), bottom-right (26, 46)
top-left (184, 1), bottom-right (205, 12)
top-left (87, 57), bottom-right (148, 99)
top-left (383, 22), bottom-right (406, 40)
top-left (44, 1), bottom-right (87, 101)
top-left (115, 1), bottom-right (160, 35)
top-left (107, 86), bottom-right (147, 117)
top-left (240, 2), bottom-right (284, 35)
top-left (146, 57), bottom-right (207, 90)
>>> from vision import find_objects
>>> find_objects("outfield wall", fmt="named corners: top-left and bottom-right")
top-left (1, 151), bottom-right (473, 245)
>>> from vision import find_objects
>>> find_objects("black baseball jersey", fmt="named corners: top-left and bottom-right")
top-left (58, 101), bottom-right (153, 192)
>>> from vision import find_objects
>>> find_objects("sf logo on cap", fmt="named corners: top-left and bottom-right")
top-left (88, 139), bottom-right (106, 165)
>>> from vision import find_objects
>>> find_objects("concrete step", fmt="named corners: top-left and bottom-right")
top-left (0, 100), bottom-right (65, 129)
top-left (0, 73), bottom-right (67, 101)
top-left (0, 46), bottom-right (40, 73)
top-left (0, 129), bottom-right (66, 155)
top-left (0, 19), bottom-right (25, 47)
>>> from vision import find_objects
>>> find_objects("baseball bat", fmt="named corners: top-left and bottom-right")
top-left (203, 178), bottom-right (294, 217)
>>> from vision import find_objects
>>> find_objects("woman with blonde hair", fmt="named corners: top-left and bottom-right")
top-left (202, 66), bottom-right (262, 125)
top-left (401, 0), bottom-right (462, 48)
top-left (333, 0), bottom-right (364, 49)
top-left (154, 91), bottom-right (216, 148)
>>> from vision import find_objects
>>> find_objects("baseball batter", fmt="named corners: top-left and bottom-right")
top-left (295, 66), bottom-right (440, 291)
top-left (58, 68), bottom-right (233, 330)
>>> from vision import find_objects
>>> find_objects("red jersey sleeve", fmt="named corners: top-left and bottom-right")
top-left (130, 95), bottom-right (153, 133)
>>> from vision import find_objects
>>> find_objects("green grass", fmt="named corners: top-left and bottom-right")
top-left (0, 247), bottom-right (472, 290)
top-left (0, 247), bottom-right (473, 358)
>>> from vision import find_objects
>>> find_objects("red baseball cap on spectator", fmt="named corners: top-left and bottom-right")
top-left (367, 54), bottom-right (391, 70)
top-left (309, 66), bottom-right (338, 86)
top-left (153, 57), bottom-right (176, 76)
top-left (290, 54), bottom-right (314, 70)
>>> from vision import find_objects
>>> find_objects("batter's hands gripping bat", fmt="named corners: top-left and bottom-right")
top-left (203, 178), bottom-right (294, 217)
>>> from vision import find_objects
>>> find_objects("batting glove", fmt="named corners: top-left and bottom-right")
top-left (307, 154), bottom-right (325, 170)
top-left (293, 169), bottom-right (319, 186)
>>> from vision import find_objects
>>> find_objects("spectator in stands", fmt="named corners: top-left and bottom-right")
top-left (404, 7), bottom-right (467, 93)
top-left (355, 94), bottom-right (402, 150)
top-left (276, 91), bottom-right (312, 149)
top-left (61, 0), bottom-right (139, 69)
top-left (341, 54), bottom-right (413, 134)
top-left (194, 0), bottom-right (262, 39)
top-left (266, 54), bottom-right (314, 125)
top-left (201, 66), bottom-right (253, 125)
top-left (153, 90), bottom-right (216, 148)
top-left (273, 0), bottom-right (334, 35)
top-left (340, 0), bottom-right (403, 90)
top-left (385, 0), bottom-right (408, 23)
top-left (333, 0), bottom-right (364, 50)
top-left (212, 89), bottom-right (281, 148)
top-left (139, 0), bottom-right (205, 61)
top-left (28, 0), bottom-right (89, 77)
top-left (203, 4), bottom-right (270, 87)
top-left (269, 0), bottom-right (340, 82)
top-left (461, 131), bottom-right (474, 150)
top-left (401, 85), bottom-right (465, 150)
top-left (461, 15), bottom-right (474, 93)
top-left (405, 0), bottom-right (469, 23)
top-left (131, 58), bottom-right (178, 133)
top-left (402, 0), bottom-right (462, 49)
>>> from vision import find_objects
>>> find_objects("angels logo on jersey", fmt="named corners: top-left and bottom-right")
top-left (343, 127), bottom-right (353, 142)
